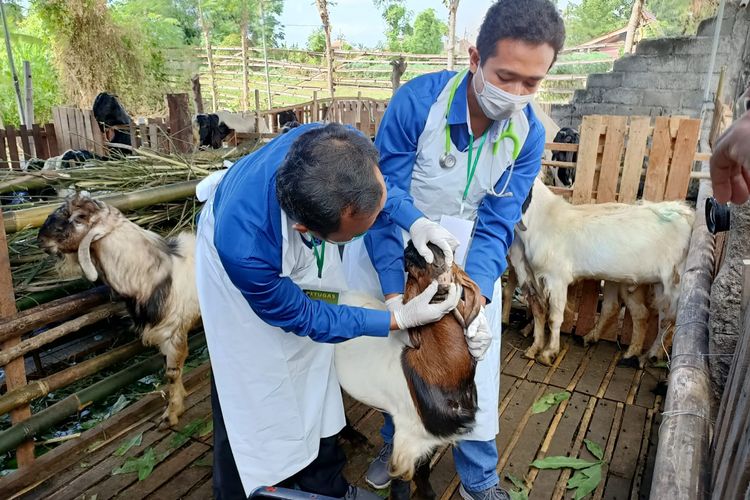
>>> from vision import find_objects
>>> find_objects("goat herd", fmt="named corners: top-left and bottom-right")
top-left (30, 113), bottom-right (694, 492)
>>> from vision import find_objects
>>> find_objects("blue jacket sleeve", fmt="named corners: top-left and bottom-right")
top-left (465, 118), bottom-right (545, 301)
top-left (217, 236), bottom-right (391, 344)
top-left (365, 83), bottom-right (431, 296)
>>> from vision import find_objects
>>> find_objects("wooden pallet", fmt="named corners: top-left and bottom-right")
top-left (552, 115), bottom-right (702, 345)
top-left (3, 329), bottom-right (667, 500)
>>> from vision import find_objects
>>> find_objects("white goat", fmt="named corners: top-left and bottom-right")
top-left (515, 179), bottom-right (694, 365)
top-left (37, 194), bottom-right (200, 429)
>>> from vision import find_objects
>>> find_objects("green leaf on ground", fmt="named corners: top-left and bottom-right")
top-left (531, 456), bottom-right (600, 470)
top-left (531, 391), bottom-right (571, 414)
top-left (571, 464), bottom-right (602, 499)
top-left (584, 439), bottom-right (604, 461)
top-left (113, 432), bottom-right (143, 457)
top-left (112, 447), bottom-right (164, 481)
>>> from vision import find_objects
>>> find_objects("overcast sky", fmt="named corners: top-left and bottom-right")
top-left (280, 0), bottom-right (571, 49)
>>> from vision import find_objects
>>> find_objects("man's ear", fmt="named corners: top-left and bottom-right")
top-left (292, 223), bottom-right (309, 234)
top-left (468, 46), bottom-right (480, 74)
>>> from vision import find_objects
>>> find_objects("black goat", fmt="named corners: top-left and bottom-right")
top-left (550, 127), bottom-right (579, 188)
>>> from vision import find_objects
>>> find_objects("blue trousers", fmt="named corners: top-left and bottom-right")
top-left (380, 413), bottom-right (499, 491)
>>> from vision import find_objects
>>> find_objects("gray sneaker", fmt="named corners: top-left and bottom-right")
top-left (365, 442), bottom-right (393, 489)
top-left (343, 485), bottom-right (382, 500)
top-left (459, 484), bottom-right (511, 500)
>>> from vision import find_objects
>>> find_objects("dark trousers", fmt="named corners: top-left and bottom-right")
top-left (211, 374), bottom-right (349, 500)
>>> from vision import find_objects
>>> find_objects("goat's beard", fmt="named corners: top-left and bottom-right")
top-left (54, 252), bottom-right (85, 280)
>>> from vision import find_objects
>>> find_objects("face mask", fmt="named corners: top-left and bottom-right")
top-left (308, 232), bottom-right (366, 247)
top-left (472, 62), bottom-right (534, 121)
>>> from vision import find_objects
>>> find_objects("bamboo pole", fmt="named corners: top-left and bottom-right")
top-left (0, 333), bottom-right (207, 456)
top-left (0, 339), bottom-right (146, 416)
top-left (0, 205), bottom-right (34, 466)
top-left (23, 61), bottom-right (35, 158)
top-left (198, 2), bottom-right (218, 112)
top-left (259, 0), bottom-right (273, 108)
top-left (191, 75), bottom-right (204, 115)
top-left (0, 303), bottom-right (125, 367)
top-left (240, 2), bottom-right (250, 112)
top-left (650, 160), bottom-right (714, 497)
top-left (0, 286), bottom-right (108, 344)
top-left (0, 0), bottom-right (25, 126)
top-left (3, 179), bottom-right (200, 234)
top-left (16, 280), bottom-right (93, 312)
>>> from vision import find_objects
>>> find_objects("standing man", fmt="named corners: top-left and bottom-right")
top-left (195, 123), bottom-right (460, 499)
top-left (343, 1), bottom-right (565, 498)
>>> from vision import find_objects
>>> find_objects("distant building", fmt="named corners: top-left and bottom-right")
top-left (570, 9), bottom-right (658, 57)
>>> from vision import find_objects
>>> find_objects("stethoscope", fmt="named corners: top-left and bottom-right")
top-left (437, 69), bottom-right (522, 199)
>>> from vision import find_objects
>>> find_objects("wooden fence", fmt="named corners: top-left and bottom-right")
top-left (545, 114), bottom-right (704, 346)
top-left (0, 95), bottom-right (198, 168)
top-left (710, 260), bottom-right (750, 498)
top-left (165, 45), bottom-right (613, 112)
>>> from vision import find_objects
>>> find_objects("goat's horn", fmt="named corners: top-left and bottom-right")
top-left (78, 227), bottom-right (109, 282)
top-left (517, 220), bottom-right (528, 232)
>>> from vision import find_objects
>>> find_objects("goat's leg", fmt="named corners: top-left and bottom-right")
top-left (622, 285), bottom-right (649, 360)
top-left (159, 330), bottom-right (189, 430)
top-left (389, 478), bottom-right (411, 500)
top-left (538, 284), bottom-right (566, 366)
top-left (643, 313), bottom-right (675, 366)
top-left (523, 290), bottom-right (548, 360)
top-left (584, 282), bottom-right (620, 346)
top-left (502, 263), bottom-right (517, 325)
top-left (412, 455), bottom-right (436, 500)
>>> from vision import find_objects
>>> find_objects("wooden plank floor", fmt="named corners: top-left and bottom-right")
top-left (4, 328), bottom-right (667, 500)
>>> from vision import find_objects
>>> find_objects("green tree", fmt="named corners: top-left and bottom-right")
top-left (563, 0), bottom-right (630, 46)
top-left (307, 27), bottom-right (326, 52)
top-left (404, 8), bottom-right (446, 54)
top-left (383, 3), bottom-right (412, 52)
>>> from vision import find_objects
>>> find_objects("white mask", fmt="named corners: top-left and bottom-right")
top-left (472, 62), bottom-right (534, 121)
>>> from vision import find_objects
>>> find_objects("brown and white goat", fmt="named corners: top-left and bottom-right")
top-left (513, 179), bottom-right (693, 366)
top-left (37, 194), bottom-right (200, 429)
top-left (336, 242), bottom-right (481, 494)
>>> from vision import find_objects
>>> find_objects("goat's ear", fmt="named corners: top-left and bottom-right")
top-left (454, 266), bottom-right (482, 328)
top-left (78, 226), bottom-right (111, 282)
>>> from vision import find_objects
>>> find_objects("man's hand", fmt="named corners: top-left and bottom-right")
top-left (465, 307), bottom-right (492, 360)
top-left (390, 281), bottom-right (460, 330)
top-left (409, 218), bottom-right (459, 268)
top-left (711, 111), bottom-right (750, 204)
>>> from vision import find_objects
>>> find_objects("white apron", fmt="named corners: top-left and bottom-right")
top-left (195, 173), bottom-right (346, 495)
top-left (343, 72), bottom-right (530, 441)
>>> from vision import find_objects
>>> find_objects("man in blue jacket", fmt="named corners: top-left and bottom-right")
top-left (195, 123), bottom-right (461, 499)
top-left (343, 1), bottom-right (566, 498)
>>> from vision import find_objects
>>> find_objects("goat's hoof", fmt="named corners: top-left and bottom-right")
top-left (617, 356), bottom-right (641, 369)
top-left (537, 350), bottom-right (556, 366)
top-left (582, 334), bottom-right (596, 347)
top-left (158, 409), bottom-right (179, 431)
top-left (523, 347), bottom-right (538, 360)
top-left (389, 479), bottom-right (411, 500)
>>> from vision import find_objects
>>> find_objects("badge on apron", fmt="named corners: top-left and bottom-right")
top-left (302, 289), bottom-right (340, 305)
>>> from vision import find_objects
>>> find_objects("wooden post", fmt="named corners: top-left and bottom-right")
top-left (240, 4), bottom-right (250, 112)
top-left (166, 94), bottom-right (193, 154)
top-left (198, 3), bottom-right (218, 112)
top-left (191, 75), bottom-right (204, 115)
top-left (650, 163), bottom-right (714, 497)
top-left (23, 61), bottom-right (35, 158)
top-left (259, 0), bottom-right (273, 109)
top-left (356, 91), bottom-right (363, 132)
top-left (390, 57), bottom-right (407, 95)
top-left (312, 91), bottom-right (319, 122)
top-left (254, 89), bottom-right (261, 133)
top-left (1, 0), bottom-right (25, 126)
top-left (0, 206), bottom-right (34, 466)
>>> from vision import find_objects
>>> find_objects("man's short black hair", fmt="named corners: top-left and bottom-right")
top-left (477, 0), bottom-right (565, 64)
top-left (276, 123), bottom-right (382, 237)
